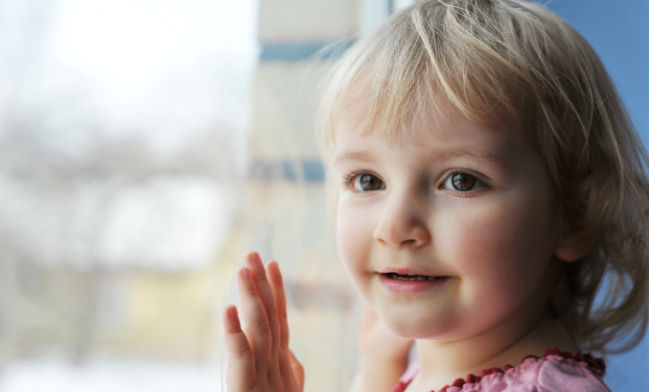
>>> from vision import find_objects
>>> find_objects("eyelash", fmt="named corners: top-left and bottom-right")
top-left (342, 170), bottom-right (384, 191)
top-left (441, 171), bottom-right (486, 196)
top-left (342, 171), bottom-right (358, 187)
top-left (342, 170), bottom-right (487, 194)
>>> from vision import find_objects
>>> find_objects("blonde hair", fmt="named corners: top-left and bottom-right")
top-left (318, 0), bottom-right (649, 354)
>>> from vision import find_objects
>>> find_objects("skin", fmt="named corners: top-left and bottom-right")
top-left (222, 96), bottom-right (580, 392)
top-left (333, 98), bottom-right (578, 391)
top-left (353, 306), bottom-right (415, 391)
top-left (222, 252), bottom-right (411, 392)
top-left (222, 252), bottom-right (304, 392)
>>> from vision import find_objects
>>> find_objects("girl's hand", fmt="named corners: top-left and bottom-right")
top-left (354, 307), bottom-right (414, 392)
top-left (222, 252), bottom-right (304, 392)
top-left (358, 306), bottom-right (414, 362)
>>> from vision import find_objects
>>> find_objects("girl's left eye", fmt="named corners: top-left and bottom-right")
top-left (442, 172), bottom-right (485, 193)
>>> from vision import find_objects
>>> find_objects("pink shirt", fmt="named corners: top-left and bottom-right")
top-left (392, 349), bottom-right (610, 392)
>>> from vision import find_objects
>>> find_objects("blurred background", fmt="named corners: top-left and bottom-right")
top-left (0, 0), bottom-right (646, 391)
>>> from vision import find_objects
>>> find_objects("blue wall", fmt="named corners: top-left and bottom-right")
top-left (539, 0), bottom-right (649, 390)
top-left (544, 0), bottom-right (649, 141)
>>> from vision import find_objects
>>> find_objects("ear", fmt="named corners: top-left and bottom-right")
top-left (553, 231), bottom-right (592, 262)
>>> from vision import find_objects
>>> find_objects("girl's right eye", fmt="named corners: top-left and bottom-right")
top-left (344, 172), bottom-right (385, 192)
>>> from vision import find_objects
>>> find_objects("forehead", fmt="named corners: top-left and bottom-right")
top-left (334, 109), bottom-right (511, 162)
top-left (329, 69), bottom-right (517, 139)
top-left (330, 87), bottom-right (540, 172)
top-left (333, 84), bottom-right (507, 144)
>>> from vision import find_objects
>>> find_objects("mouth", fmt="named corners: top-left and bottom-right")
top-left (381, 272), bottom-right (446, 281)
top-left (377, 270), bottom-right (450, 293)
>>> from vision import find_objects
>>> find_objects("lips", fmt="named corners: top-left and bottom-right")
top-left (378, 267), bottom-right (445, 279)
top-left (382, 272), bottom-right (444, 281)
top-left (377, 268), bottom-right (450, 293)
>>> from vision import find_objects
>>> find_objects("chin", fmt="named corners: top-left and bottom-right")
top-left (381, 312), bottom-right (443, 339)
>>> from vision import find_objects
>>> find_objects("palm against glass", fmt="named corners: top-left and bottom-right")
top-left (222, 252), bottom-right (304, 392)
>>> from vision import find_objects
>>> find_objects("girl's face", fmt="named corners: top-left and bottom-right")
top-left (333, 99), bottom-right (566, 341)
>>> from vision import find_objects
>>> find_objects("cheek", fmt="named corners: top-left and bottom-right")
top-left (335, 198), bottom-right (377, 302)
top-left (438, 199), bottom-right (556, 294)
top-left (335, 198), bottom-right (372, 271)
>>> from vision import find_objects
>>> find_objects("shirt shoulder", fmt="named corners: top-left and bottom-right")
top-left (393, 349), bottom-right (610, 392)
top-left (526, 352), bottom-right (611, 392)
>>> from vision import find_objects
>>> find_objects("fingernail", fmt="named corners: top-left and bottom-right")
top-left (228, 306), bottom-right (238, 321)
top-left (248, 252), bottom-right (262, 268)
top-left (241, 268), bottom-right (251, 281)
top-left (248, 251), bottom-right (259, 261)
top-left (225, 306), bottom-right (240, 332)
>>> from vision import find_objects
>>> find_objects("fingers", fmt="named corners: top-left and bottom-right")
top-left (360, 306), bottom-right (379, 332)
top-left (290, 349), bottom-right (305, 391)
top-left (246, 253), bottom-right (281, 356)
top-left (237, 265), bottom-right (272, 375)
top-left (267, 261), bottom-right (295, 387)
top-left (267, 261), bottom-right (289, 348)
top-left (244, 252), bottom-right (283, 386)
top-left (222, 305), bottom-right (255, 391)
top-left (225, 252), bottom-right (301, 392)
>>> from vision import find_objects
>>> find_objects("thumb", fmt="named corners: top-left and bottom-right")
top-left (223, 305), bottom-right (255, 391)
top-left (290, 349), bottom-right (305, 391)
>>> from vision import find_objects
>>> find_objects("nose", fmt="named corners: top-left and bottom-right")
top-left (373, 191), bottom-right (431, 248)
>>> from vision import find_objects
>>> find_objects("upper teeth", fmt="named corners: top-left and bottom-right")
top-left (388, 273), bottom-right (437, 281)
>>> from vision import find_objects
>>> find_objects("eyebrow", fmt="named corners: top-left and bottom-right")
top-left (333, 150), bottom-right (377, 165)
top-left (334, 147), bottom-right (507, 166)
top-left (432, 147), bottom-right (505, 164)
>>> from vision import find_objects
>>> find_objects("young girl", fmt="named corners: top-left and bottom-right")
top-left (222, 0), bottom-right (649, 391)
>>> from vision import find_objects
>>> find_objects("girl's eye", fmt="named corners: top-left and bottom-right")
top-left (346, 173), bottom-right (384, 192)
top-left (443, 172), bottom-right (484, 193)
